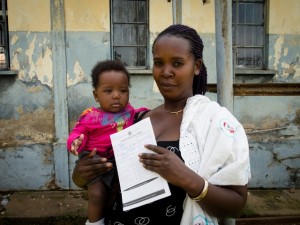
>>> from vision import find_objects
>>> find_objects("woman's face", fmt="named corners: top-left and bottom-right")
top-left (152, 35), bottom-right (200, 101)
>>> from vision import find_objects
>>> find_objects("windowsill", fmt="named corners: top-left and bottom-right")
top-left (127, 68), bottom-right (277, 76)
top-left (0, 69), bottom-right (18, 76)
top-left (207, 83), bottom-right (300, 96)
top-left (127, 69), bottom-right (152, 75)
top-left (235, 69), bottom-right (277, 75)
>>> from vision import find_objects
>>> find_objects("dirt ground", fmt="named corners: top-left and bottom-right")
top-left (0, 189), bottom-right (300, 225)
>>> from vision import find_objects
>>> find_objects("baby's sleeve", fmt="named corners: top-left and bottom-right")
top-left (66, 108), bottom-right (91, 152)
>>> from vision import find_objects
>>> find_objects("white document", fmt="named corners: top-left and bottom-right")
top-left (110, 117), bottom-right (171, 211)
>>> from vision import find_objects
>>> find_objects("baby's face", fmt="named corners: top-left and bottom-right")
top-left (93, 70), bottom-right (129, 113)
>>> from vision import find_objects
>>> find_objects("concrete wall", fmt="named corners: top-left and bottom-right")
top-left (0, 0), bottom-right (299, 190)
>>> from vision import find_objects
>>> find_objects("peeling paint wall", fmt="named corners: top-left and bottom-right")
top-left (0, 0), bottom-right (299, 190)
top-left (1, 31), bottom-right (54, 145)
top-left (235, 96), bottom-right (300, 188)
top-left (269, 34), bottom-right (300, 82)
top-left (268, 0), bottom-right (300, 82)
top-left (0, 145), bottom-right (55, 190)
top-left (1, 0), bottom-right (55, 190)
top-left (10, 33), bottom-right (53, 87)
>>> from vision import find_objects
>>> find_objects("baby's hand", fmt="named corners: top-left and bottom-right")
top-left (70, 134), bottom-right (84, 156)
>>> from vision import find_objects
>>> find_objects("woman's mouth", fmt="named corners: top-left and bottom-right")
top-left (160, 82), bottom-right (177, 88)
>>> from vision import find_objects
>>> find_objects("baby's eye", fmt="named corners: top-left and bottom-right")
top-left (121, 89), bottom-right (129, 93)
top-left (104, 89), bottom-right (112, 93)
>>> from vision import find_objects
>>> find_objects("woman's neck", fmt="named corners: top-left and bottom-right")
top-left (163, 98), bottom-right (189, 112)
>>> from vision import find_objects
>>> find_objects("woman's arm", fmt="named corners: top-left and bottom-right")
top-left (140, 144), bottom-right (247, 218)
top-left (182, 170), bottom-right (247, 218)
top-left (202, 184), bottom-right (247, 218)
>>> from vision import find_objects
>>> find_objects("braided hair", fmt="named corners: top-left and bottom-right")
top-left (152, 24), bottom-right (207, 95)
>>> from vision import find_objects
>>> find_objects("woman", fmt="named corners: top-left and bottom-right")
top-left (73, 24), bottom-right (251, 225)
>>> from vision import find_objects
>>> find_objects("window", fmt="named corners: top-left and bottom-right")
top-left (232, 0), bottom-right (266, 69)
top-left (0, 0), bottom-right (9, 70)
top-left (111, 0), bottom-right (149, 69)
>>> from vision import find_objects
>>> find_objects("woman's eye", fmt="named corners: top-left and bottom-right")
top-left (173, 61), bottom-right (182, 67)
top-left (154, 61), bottom-right (162, 67)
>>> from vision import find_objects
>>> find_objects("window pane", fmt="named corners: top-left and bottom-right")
top-left (232, 24), bottom-right (236, 43)
top-left (233, 0), bottom-right (265, 69)
top-left (112, 0), bottom-right (148, 67)
top-left (238, 3), bottom-right (263, 24)
top-left (237, 25), bottom-right (264, 46)
top-left (232, 2), bottom-right (237, 23)
top-left (113, 0), bottom-right (147, 23)
top-left (236, 48), bottom-right (263, 68)
top-left (113, 24), bottom-right (147, 46)
top-left (0, 0), bottom-right (9, 70)
top-left (114, 47), bottom-right (146, 67)
top-left (0, 2), bottom-right (6, 46)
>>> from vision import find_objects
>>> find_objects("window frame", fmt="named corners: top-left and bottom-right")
top-left (232, 0), bottom-right (267, 70)
top-left (0, 0), bottom-right (9, 71)
top-left (110, 0), bottom-right (149, 70)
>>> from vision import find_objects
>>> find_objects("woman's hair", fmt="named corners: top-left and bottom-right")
top-left (152, 24), bottom-right (207, 95)
top-left (91, 60), bottom-right (130, 89)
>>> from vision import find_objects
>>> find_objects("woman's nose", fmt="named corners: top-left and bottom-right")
top-left (162, 66), bottom-right (174, 78)
top-left (162, 70), bottom-right (174, 78)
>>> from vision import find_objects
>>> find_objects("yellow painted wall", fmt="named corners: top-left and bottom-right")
top-left (8, 0), bottom-right (300, 35)
top-left (8, 0), bottom-right (50, 32)
top-left (65, 0), bottom-right (110, 32)
top-left (150, 0), bottom-right (215, 34)
top-left (149, 0), bottom-right (173, 34)
top-left (268, 0), bottom-right (300, 34)
top-left (183, 0), bottom-right (215, 33)
top-left (8, 0), bottom-right (110, 32)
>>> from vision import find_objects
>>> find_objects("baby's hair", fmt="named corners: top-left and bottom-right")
top-left (152, 24), bottom-right (207, 95)
top-left (91, 60), bottom-right (130, 89)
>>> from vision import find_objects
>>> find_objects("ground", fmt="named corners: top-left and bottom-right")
top-left (0, 189), bottom-right (300, 225)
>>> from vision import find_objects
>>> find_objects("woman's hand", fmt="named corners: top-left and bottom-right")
top-left (139, 144), bottom-right (190, 187)
top-left (139, 144), bottom-right (247, 218)
top-left (72, 149), bottom-right (113, 188)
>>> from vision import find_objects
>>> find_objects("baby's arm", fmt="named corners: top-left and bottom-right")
top-left (67, 120), bottom-right (88, 155)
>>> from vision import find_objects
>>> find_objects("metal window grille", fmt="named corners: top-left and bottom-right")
top-left (111, 0), bottom-right (149, 69)
top-left (232, 0), bottom-right (266, 69)
top-left (0, 0), bottom-right (9, 70)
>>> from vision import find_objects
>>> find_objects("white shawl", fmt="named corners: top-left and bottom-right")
top-left (180, 95), bottom-right (251, 225)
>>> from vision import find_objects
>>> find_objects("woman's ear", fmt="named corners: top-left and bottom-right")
top-left (194, 59), bottom-right (202, 76)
